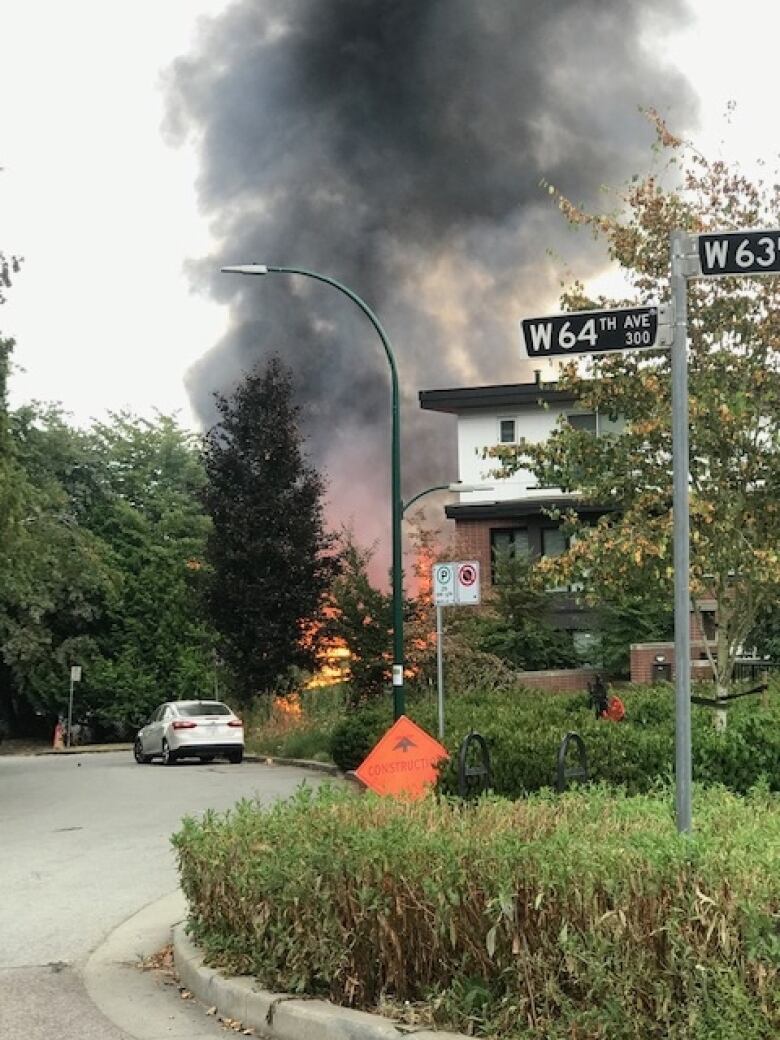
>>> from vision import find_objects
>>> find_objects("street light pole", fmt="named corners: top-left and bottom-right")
top-left (221, 264), bottom-right (407, 719)
top-left (403, 481), bottom-right (495, 515)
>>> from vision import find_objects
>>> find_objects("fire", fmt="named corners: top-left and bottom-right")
top-left (300, 609), bottom-right (351, 689)
top-left (306, 639), bottom-right (350, 688)
top-left (272, 692), bottom-right (303, 719)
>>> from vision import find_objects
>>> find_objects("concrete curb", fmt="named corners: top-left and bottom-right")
top-left (173, 924), bottom-right (466, 1040)
top-left (83, 890), bottom-right (229, 1039)
top-left (42, 744), bottom-right (133, 755)
top-left (244, 753), bottom-right (341, 775)
top-left (244, 755), bottom-right (366, 790)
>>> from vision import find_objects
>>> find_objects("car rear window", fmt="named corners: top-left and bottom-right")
top-left (176, 703), bottom-right (232, 717)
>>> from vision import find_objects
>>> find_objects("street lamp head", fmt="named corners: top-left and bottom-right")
top-left (221, 264), bottom-right (269, 276)
top-left (447, 482), bottom-right (494, 493)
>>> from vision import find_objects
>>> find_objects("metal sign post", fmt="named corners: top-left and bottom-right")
top-left (669, 226), bottom-right (780, 832)
top-left (670, 230), bottom-right (693, 834)
top-left (433, 561), bottom-right (481, 740)
top-left (67, 665), bottom-right (82, 749)
top-left (436, 605), bottom-right (444, 740)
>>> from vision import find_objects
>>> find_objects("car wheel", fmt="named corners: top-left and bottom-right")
top-left (200, 756), bottom-right (215, 764)
top-left (162, 739), bottom-right (177, 766)
top-left (228, 749), bottom-right (243, 765)
top-left (133, 738), bottom-right (152, 764)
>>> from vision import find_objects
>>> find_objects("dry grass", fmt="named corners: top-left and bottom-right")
top-left (174, 784), bottom-right (780, 1039)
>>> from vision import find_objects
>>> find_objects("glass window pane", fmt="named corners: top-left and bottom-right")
top-left (510, 529), bottom-right (529, 555)
top-left (177, 703), bottom-right (232, 716)
top-left (542, 528), bottom-right (567, 557)
top-left (499, 419), bottom-right (516, 443)
top-left (567, 413), bottom-right (597, 434)
top-left (492, 530), bottom-right (512, 553)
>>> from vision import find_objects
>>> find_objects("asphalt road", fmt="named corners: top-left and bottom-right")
top-left (0, 752), bottom-right (320, 1039)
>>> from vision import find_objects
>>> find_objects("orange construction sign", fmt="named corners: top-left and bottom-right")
top-left (355, 715), bottom-right (448, 798)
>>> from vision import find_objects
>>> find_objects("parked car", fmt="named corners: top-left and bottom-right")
top-left (133, 700), bottom-right (244, 765)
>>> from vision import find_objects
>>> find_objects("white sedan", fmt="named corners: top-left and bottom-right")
top-left (133, 700), bottom-right (244, 765)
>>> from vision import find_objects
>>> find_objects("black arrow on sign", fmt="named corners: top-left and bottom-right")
top-left (394, 737), bottom-right (416, 753)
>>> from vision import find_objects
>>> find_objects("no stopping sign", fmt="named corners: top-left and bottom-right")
top-left (456, 561), bottom-right (480, 604)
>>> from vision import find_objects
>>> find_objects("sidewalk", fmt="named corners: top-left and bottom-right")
top-left (83, 891), bottom-right (228, 1040)
top-left (0, 739), bottom-right (133, 756)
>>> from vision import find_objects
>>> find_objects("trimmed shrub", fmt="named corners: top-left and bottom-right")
top-left (331, 685), bottom-right (780, 796)
top-left (174, 785), bottom-right (780, 1039)
top-left (329, 702), bottom-right (388, 771)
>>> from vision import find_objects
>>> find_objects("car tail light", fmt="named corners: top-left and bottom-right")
top-left (172, 720), bottom-right (197, 730)
top-left (227, 719), bottom-right (243, 728)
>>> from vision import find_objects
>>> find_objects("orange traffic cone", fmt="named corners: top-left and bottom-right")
top-left (53, 721), bottom-right (65, 751)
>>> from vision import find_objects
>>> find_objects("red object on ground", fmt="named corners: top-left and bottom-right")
top-left (355, 715), bottom-right (448, 798)
top-left (601, 696), bottom-right (626, 723)
top-left (52, 722), bottom-right (64, 750)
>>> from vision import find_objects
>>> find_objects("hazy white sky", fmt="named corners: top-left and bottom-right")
top-left (1, 1), bottom-right (778, 430)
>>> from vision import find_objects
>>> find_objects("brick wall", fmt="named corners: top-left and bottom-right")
top-left (514, 668), bottom-right (600, 692)
top-left (451, 518), bottom-right (519, 588)
top-left (630, 641), bottom-right (713, 684)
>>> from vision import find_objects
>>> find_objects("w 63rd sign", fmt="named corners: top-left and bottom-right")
top-left (697, 230), bottom-right (780, 277)
top-left (521, 305), bottom-right (671, 358)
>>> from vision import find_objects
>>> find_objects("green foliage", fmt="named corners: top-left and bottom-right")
top-left (492, 117), bottom-right (780, 687)
top-left (329, 700), bottom-right (389, 770)
top-left (326, 531), bottom-right (392, 705)
top-left (244, 683), bottom-right (347, 761)
top-left (746, 603), bottom-right (780, 661)
top-left (455, 549), bottom-right (579, 670)
top-left (595, 594), bottom-right (674, 677)
top-left (330, 684), bottom-right (780, 797)
top-left (0, 385), bottom-right (219, 734)
top-left (173, 784), bottom-right (780, 1038)
top-left (202, 357), bottom-right (333, 702)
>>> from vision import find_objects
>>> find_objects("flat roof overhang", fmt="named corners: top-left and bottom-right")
top-left (419, 382), bottom-right (578, 414)
top-left (445, 498), bottom-right (611, 521)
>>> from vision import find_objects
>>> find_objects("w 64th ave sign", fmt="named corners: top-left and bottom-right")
top-left (521, 305), bottom-right (672, 359)
top-left (696, 230), bottom-right (780, 277)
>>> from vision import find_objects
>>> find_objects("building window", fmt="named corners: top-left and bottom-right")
top-left (573, 631), bottom-right (599, 665)
top-left (541, 527), bottom-right (567, 558)
top-left (542, 527), bottom-right (569, 592)
top-left (490, 527), bottom-right (529, 582)
top-left (567, 412), bottom-right (598, 435)
top-left (701, 611), bottom-right (717, 641)
top-left (498, 418), bottom-right (516, 443)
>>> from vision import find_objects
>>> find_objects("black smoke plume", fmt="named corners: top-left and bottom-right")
top-left (165, 0), bottom-right (696, 560)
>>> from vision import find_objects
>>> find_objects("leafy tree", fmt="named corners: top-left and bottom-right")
top-left (453, 548), bottom-right (579, 670)
top-left (202, 357), bottom-right (332, 702)
top-left (492, 111), bottom-right (780, 697)
top-left (0, 402), bottom-right (218, 735)
top-left (325, 530), bottom-right (392, 707)
top-left (80, 413), bottom-right (218, 730)
top-left (595, 594), bottom-right (673, 678)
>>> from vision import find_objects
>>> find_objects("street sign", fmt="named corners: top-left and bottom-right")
top-left (354, 715), bottom-right (448, 798)
top-left (521, 305), bottom-right (671, 358)
top-left (697, 230), bottom-right (780, 277)
top-left (456, 561), bottom-right (480, 605)
top-left (433, 560), bottom-right (481, 606)
top-left (433, 563), bottom-right (455, 606)
top-left (70, 666), bottom-right (81, 683)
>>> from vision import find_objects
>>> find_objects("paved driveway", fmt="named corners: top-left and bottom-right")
top-left (0, 752), bottom-right (320, 1039)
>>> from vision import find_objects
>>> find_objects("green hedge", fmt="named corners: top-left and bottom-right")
top-left (174, 784), bottom-right (780, 1039)
top-left (329, 685), bottom-right (780, 795)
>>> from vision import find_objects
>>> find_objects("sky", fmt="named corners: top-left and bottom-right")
top-left (1, 0), bottom-right (779, 432)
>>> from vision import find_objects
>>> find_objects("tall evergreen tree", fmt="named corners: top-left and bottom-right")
top-left (202, 357), bottom-right (332, 700)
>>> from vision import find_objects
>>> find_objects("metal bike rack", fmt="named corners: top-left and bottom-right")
top-left (555, 731), bottom-right (589, 793)
top-left (457, 730), bottom-right (492, 799)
